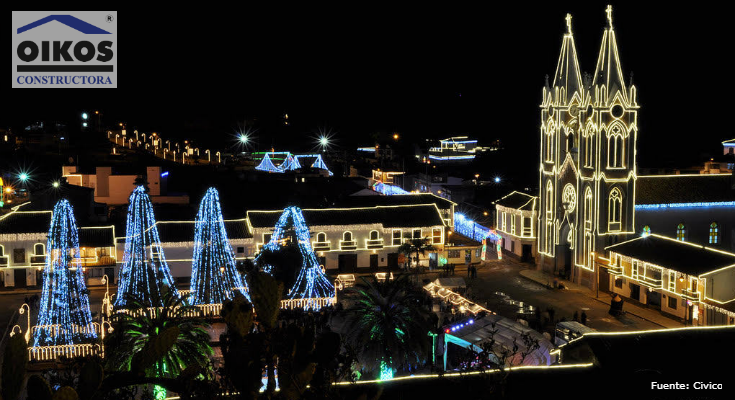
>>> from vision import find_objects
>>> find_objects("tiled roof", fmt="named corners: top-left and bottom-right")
top-left (493, 191), bottom-right (537, 211)
top-left (154, 220), bottom-right (251, 243)
top-left (78, 226), bottom-right (115, 247)
top-left (605, 234), bottom-right (735, 275)
top-left (247, 205), bottom-right (445, 229)
top-left (635, 174), bottom-right (735, 205)
top-left (446, 233), bottom-right (482, 247)
top-left (341, 193), bottom-right (455, 210)
top-left (0, 211), bottom-right (51, 234)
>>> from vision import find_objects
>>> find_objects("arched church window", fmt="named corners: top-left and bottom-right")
top-left (583, 125), bottom-right (594, 167)
top-left (608, 188), bottom-right (622, 231)
top-left (584, 187), bottom-right (593, 230)
top-left (546, 120), bottom-right (554, 162)
top-left (607, 124), bottom-right (625, 169)
top-left (709, 222), bottom-right (719, 244)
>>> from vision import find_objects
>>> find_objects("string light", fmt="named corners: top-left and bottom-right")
top-left (33, 200), bottom-right (96, 346)
top-left (255, 206), bottom-right (335, 310)
top-left (190, 188), bottom-right (250, 304)
top-left (372, 181), bottom-right (409, 195)
top-left (255, 153), bottom-right (284, 173)
top-left (114, 186), bottom-right (178, 308)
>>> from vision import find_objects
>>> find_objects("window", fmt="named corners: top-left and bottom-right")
top-left (0, 245), bottom-right (4, 257)
top-left (501, 212), bottom-right (507, 232)
top-left (316, 232), bottom-right (327, 243)
top-left (668, 296), bottom-right (678, 310)
top-left (709, 222), bottom-right (719, 244)
top-left (369, 230), bottom-right (379, 241)
top-left (668, 271), bottom-right (676, 291)
top-left (392, 230), bottom-right (402, 246)
top-left (583, 126), bottom-right (593, 167)
top-left (608, 188), bottom-right (622, 231)
top-left (614, 278), bottom-right (623, 288)
top-left (412, 229), bottom-right (421, 239)
top-left (447, 250), bottom-right (461, 258)
top-left (13, 249), bottom-right (25, 263)
top-left (642, 226), bottom-right (651, 237)
top-left (691, 278), bottom-right (698, 293)
top-left (343, 232), bottom-right (353, 242)
top-left (607, 123), bottom-right (625, 168)
top-left (676, 224), bottom-right (685, 241)
top-left (510, 215), bottom-right (516, 235)
top-left (34, 243), bottom-right (45, 255)
top-left (432, 228), bottom-right (442, 244)
top-left (545, 181), bottom-right (553, 253)
top-left (263, 233), bottom-right (272, 244)
top-left (631, 260), bottom-right (638, 279)
top-left (584, 187), bottom-right (593, 230)
top-left (522, 217), bottom-right (531, 236)
top-left (545, 120), bottom-right (554, 162)
top-left (237, 247), bottom-right (245, 253)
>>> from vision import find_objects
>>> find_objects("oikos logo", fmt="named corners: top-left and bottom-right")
top-left (12, 11), bottom-right (117, 88)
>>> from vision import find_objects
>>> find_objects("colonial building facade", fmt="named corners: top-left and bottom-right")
top-left (538, 7), bottom-right (638, 288)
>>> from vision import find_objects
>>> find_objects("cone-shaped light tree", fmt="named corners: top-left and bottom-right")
top-left (115, 186), bottom-right (177, 308)
top-left (33, 199), bottom-right (96, 346)
top-left (256, 206), bottom-right (334, 309)
top-left (190, 187), bottom-right (250, 304)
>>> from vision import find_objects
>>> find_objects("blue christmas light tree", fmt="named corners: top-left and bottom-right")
top-left (190, 188), bottom-right (250, 304)
top-left (115, 186), bottom-right (178, 308)
top-left (33, 199), bottom-right (96, 346)
top-left (310, 154), bottom-right (333, 176)
top-left (256, 206), bottom-right (335, 309)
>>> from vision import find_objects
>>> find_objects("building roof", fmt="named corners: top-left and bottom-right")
top-left (78, 226), bottom-right (115, 247)
top-left (446, 233), bottom-right (482, 247)
top-left (552, 20), bottom-right (583, 104)
top-left (247, 205), bottom-right (445, 229)
top-left (592, 15), bottom-right (628, 104)
top-left (635, 174), bottom-right (735, 205)
top-left (154, 220), bottom-right (251, 243)
top-left (605, 234), bottom-right (735, 275)
top-left (493, 191), bottom-right (537, 211)
top-left (342, 193), bottom-right (455, 210)
top-left (560, 326), bottom-right (735, 373)
top-left (0, 210), bottom-right (51, 234)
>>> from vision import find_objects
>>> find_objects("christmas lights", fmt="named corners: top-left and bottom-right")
top-left (254, 153), bottom-right (284, 173)
top-left (453, 213), bottom-right (499, 242)
top-left (115, 186), bottom-right (178, 308)
top-left (33, 200), bottom-right (96, 346)
top-left (372, 181), bottom-right (409, 195)
top-left (255, 206), bottom-right (335, 309)
top-left (190, 188), bottom-right (250, 304)
top-left (309, 154), bottom-right (334, 176)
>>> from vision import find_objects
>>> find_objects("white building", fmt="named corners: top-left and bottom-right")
top-left (62, 166), bottom-right (189, 205)
top-left (494, 191), bottom-right (538, 262)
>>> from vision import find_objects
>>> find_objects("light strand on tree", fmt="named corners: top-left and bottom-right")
top-left (255, 206), bottom-right (335, 309)
top-left (115, 186), bottom-right (178, 307)
top-left (190, 188), bottom-right (250, 304)
top-left (33, 199), bottom-right (96, 346)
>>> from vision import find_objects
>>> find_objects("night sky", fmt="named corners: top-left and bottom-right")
top-left (5, 2), bottom-right (734, 173)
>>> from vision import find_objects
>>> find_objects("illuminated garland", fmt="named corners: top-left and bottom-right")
top-left (255, 152), bottom-right (334, 176)
top-left (255, 206), bottom-right (335, 309)
top-left (254, 153), bottom-right (284, 173)
top-left (190, 188), bottom-right (250, 304)
top-left (115, 186), bottom-right (178, 308)
top-left (635, 201), bottom-right (735, 210)
top-left (309, 154), bottom-right (334, 176)
top-left (33, 200), bottom-right (96, 346)
top-left (372, 181), bottom-right (409, 195)
top-left (454, 213), bottom-right (499, 242)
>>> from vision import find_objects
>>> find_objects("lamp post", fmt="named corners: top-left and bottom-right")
top-left (19, 303), bottom-right (30, 343)
top-left (101, 275), bottom-right (111, 317)
top-left (165, 140), bottom-right (170, 151)
top-left (115, 134), bottom-right (120, 145)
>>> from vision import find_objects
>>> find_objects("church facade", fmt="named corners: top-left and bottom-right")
top-left (537, 6), bottom-right (638, 288)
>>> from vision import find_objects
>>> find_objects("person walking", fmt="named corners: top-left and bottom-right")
top-left (581, 311), bottom-right (587, 325)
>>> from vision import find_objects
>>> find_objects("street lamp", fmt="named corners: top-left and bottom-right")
top-left (494, 176), bottom-right (501, 183)
top-left (52, 181), bottom-right (60, 188)
top-left (19, 173), bottom-right (29, 182)
top-left (239, 134), bottom-right (249, 144)
top-left (165, 140), bottom-right (171, 151)
top-left (19, 303), bottom-right (30, 343)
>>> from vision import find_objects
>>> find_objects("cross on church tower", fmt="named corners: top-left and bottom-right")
top-left (606, 5), bottom-right (613, 27)
top-left (566, 13), bottom-right (572, 34)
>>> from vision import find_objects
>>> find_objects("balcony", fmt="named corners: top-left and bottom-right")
top-left (680, 289), bottom-right (700, 301)
top-left (30, 255), bottom-right (46, 265)
top-left (637, 275), bottom-right (663, 289)
top-left (605, 263), bottom-right (624, 275)
top-left (312, 241), bottom-right (331, 251)
top-left (366, 238), bottom-right (384, 249)
top-left (339, 240), bottom-right (357, 250)
top-left (0, 256), bottom-right (8, 266)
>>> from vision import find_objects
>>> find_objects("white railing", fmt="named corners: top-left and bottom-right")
top-left (28, 343), bottom-right (103, 361)
top-left (31, 324), bottom-right (98, 338)
top-left (280, 297), bottom-right (336, 310)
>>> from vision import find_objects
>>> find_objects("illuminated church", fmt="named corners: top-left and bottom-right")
top-left (537, 6), bottom-right (638, 287)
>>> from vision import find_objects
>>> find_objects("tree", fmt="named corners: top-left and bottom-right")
top-left (342, 275), bottom-right (431, 379)
top-left (397, 237), bottom-right (437, 271)
top-left (106, 288), bottom-right (213, 381)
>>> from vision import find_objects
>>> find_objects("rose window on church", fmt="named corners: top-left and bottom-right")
top-left (562, 184), bottom-right (576, 212)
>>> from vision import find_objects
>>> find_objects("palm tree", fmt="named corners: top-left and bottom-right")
top-left (398, 237), bottom-right (437, 271)
top-left (342, 275), bottom-right (431, 379)
top-left (107, 287), bottom-right (213, 379)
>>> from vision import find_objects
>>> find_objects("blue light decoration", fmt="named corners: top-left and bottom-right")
top-left (635, 201), bottom-right (735, 210)
top-left (280, 154), bottom-right (302, 171)
top-left (444, 318), bottom-right (475, 334)
top-left (454, 213), bottom-right (497, 242)
top-left (255, 153), bottom-right (284, 173)
top-left (33, 199), bottom-right (97, 346)
top-left (372, 181), bottom-right (409, 195)
top-left (190, 188), bottom-right (250, 304)
top-left (379, 361), bottom-right (394, 381)
top-left (115, 186), bottom-right (178, 308)
top-left (255, 206), bottom-right (335, 309)
top-left (307, 154), bottom-right (334, 176)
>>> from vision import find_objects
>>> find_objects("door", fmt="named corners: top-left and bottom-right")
top-left (598, 266), bottom-right (610, 294)
top-left (647, 290), bottom-right (661, 309)
top-left (338, 254), bottom-right (357, 273)
top-left (521, 245), bottom-right (532, 262)
top-left (369, 254), bottom-right (379, 271)
top-left (387, 253), bottom-right (399, 270)
top-left (14, 268), bottom-right (27, 288)
top-left (629, 283), bottom-right (640, 301)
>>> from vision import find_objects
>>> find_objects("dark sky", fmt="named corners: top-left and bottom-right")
top-left (6, 2), bottom-right (734, 169)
